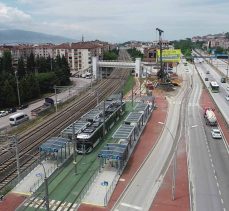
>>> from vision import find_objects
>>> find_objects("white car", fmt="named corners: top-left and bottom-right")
top-left (225, 95), bottom-right (229, 101)
top-left (0, 110), bottom-right (8, 117)
top-left (211, 129), bottom-right (222, 139)
top-left (226, 87), bottom-right (229, 91)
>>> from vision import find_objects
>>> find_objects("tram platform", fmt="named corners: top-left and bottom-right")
top-left (12, 160), bottom-right (57, 196)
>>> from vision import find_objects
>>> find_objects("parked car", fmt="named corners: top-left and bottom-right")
top-left (225, 95), bottom-right (229, 101)
top-left (7, 107), bottom-right (17, 113)
top-left (206, 71), bottom-right (210, 74)
top-left (0, 110), bottom-right (8, 117)
top-left (227, 86), bottom-right (229, 91)
top-left (211, 128), bottom-right (222, 139)
top-left (18, 104), bottom-right (29, 110)
top-left (205, 77), bottom-right (209, 81)
top-left (221, 77), bottom-right (226, 83)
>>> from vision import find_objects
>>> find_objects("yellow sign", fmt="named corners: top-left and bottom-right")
top-left (157, 49), bottom-right (181, 62)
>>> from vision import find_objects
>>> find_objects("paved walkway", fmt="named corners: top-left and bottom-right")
top-left (78, 91), bottom-right (168, 211)
top-left (12, 160), bottom-right (57, 196)
top-left (150, 125), bottom-right (189, 211)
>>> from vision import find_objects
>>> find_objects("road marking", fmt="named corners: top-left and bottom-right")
top-left (221, 198), bottom-right (224, 204)
top-left (219, 190), bottom-right (221, 195)
top-left (211, 163), bottom-right (214, 168)
top-left (216, 182), bottom-right (219, 188)
top-left (120, 202), bottom-right (143, 210)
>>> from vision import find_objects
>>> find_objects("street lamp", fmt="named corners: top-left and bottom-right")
top-left (158, 121), bottom-right (177, 201)
top-left (26, 153), bottom-right (50, 211)
top-left (14, 70), bottom-right (21, 107)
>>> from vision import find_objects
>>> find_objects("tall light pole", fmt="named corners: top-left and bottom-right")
top-left (15, 70), bottom-right (21, 107)
top-left (158, 121), bottom-right (177, 201)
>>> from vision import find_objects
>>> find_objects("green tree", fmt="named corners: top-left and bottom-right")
top-left (17, 57), bottom-right (26, 78)
top-left (225, 32), bottom-right (229, 40)
top-left (2, 51), bottom-right (13, 73)
top-left (1, 80), bottom-right (17, 107)
top-left (27, 53), bottom-right (35, 73)
top-left (36, 72), bottom-right (59, 93)
top-left (103, 49), bottom-right (119, 60)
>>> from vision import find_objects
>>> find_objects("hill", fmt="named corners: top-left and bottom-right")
top-left (0, 29), bottom-right (75, 44)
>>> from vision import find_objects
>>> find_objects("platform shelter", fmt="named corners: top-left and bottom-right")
top-left (124, 112), bottom-right (144, 136)
top-left (39, 137), bottom-right (70, 164)
top-left (98, 143), bottom-right (129, 174)
top-left (134, 103), bottom-right (151, 122)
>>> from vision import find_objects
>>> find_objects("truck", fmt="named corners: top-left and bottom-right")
top-left (31, 97), bottom-right (54, 116)
top-left (204, 108), bottom-right (217, 126)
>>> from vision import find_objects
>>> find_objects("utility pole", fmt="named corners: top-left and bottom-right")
top-left (54, 85), bottom-right (57, 112)
top-left (156, 28), bottom-right (164, 81)
top-left (14, 136), bottom-right (20, 183)
top-left (72, 123), bottom-right (77, 174)
top-left (103, 100), bottom-right (106, 136)
top-left (15, 70), bottom-right (21, 107)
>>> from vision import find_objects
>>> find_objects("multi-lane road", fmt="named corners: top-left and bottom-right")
top-left (113, 54), bottom-right (229, 211)
top-left (188, 58), bottom-right (229, 211)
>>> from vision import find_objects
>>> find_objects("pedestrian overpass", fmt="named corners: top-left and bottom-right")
top-left (92, 57), bottom-right (142, 79)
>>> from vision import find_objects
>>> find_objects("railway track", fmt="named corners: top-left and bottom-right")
top-left (0, 66), bottom-right (130, 192)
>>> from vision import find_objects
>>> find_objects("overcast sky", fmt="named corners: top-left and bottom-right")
top-left (0, 0), bottom-right (228, 43)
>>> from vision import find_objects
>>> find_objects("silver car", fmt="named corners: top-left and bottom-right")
top-left (211, 128), bottom-right (222, 139)
top-left (0, 110), bottom-right (8, 117)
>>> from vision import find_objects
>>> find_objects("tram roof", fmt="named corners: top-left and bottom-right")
top-left (134, 103), bottom-right (149, 112)
top-left (124, 112), bottom-right (143, 123)
top-left (39, 137), bottom-right (69, 153)
top-left (98, 143), bottom-right (128, 160)
top-left (112, 124), bottom-right (135, 139)
top-left (61, 121), bottom-right (89, 135)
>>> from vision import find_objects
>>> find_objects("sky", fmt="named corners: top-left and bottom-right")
top-left (0, 0), bottom-right (228, 43)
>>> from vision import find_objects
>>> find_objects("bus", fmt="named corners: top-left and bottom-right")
top-left (210, 81), bottom-right (220, 93)
top-left (9, 112), bottom-right (29, 126)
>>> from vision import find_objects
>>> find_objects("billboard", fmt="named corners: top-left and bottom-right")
top-left (157, 49), bottom-right (181, 62)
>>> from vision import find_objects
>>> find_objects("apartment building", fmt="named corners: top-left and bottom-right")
top-left (34, 44), bottom-right (54, 58)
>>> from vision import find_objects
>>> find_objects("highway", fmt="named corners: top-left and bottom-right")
top-left (112, 63), bottom-right (191, 211)
top-left (187, 61), bottom-right (229, 211)
top-left (112, 57), bottom-right (229, 211)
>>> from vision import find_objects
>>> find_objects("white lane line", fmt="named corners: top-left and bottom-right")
top-left (215, 175), bottom-right (217, 180)
top-left (211, 163), bottom-right (214, 168)
top-left (217, 182), bottom-right (219, 188)
top-left (120, 202), bottom-right (143, 210)
top-left (219, 189), bottom-right (221, 195)
top-left (221, 198), bottom-right (224, 204)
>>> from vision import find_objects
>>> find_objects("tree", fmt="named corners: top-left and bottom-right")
top-left (2, 51), bottom-right (13, 73)
top-left (17, 57), bottom-right (26, 78)
top-left (226, 32), bottom-right (229, 40)
top-left (27, 53), bottom-right (35, 73)
top-left (1, 80), bottom-right (17, 107)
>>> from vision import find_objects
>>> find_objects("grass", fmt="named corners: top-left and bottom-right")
top-left (123, 75), bottom-right (136, 95)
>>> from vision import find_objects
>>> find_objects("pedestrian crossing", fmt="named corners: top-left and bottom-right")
top-left (23, 197), bottom-right (78, 210)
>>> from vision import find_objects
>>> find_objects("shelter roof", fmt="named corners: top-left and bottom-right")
top-left (112, 124), bottom-right (135, 140)
top-left (39, 137), bottom-right (69, 153)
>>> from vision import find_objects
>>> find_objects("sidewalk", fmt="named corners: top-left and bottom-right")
top-left (150, 130), bottom-right (189, 211)
top-left (78, 91), bottom-right (168, 211)
top-left (12, 160), bottom-right (57, 195)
